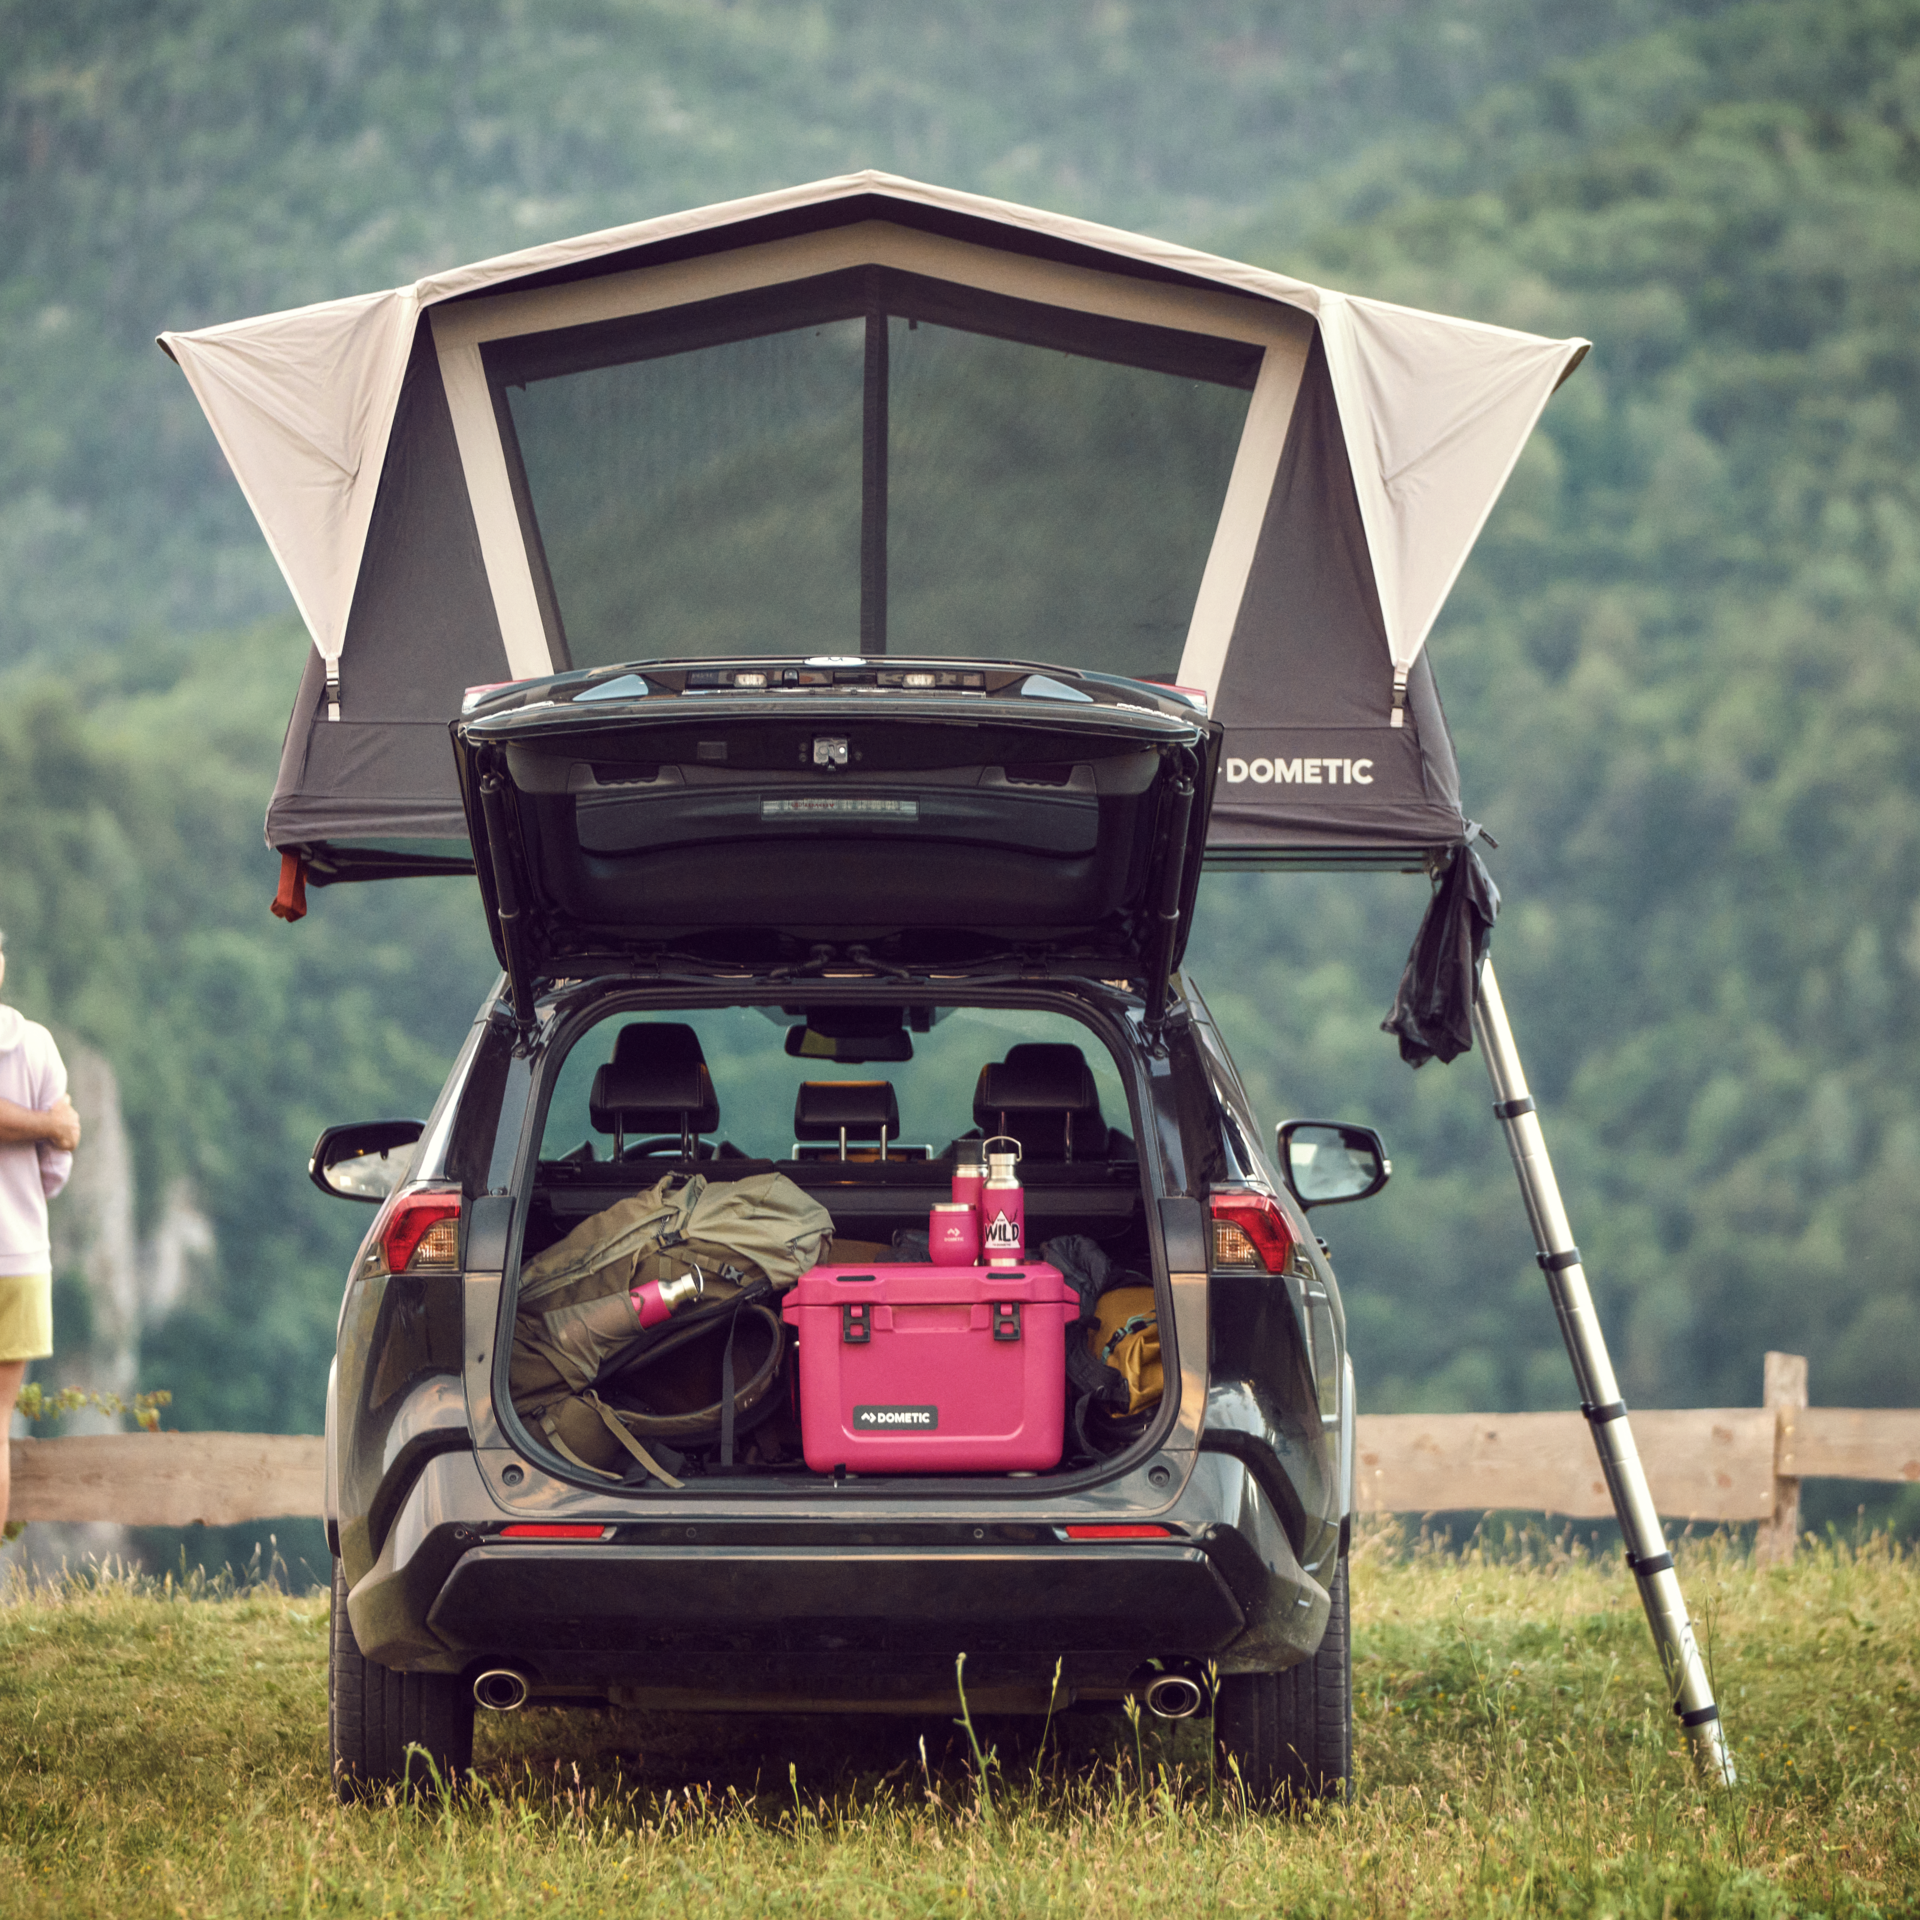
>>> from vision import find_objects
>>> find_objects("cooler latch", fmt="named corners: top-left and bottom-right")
top-left (992, 1302), bottom-right (1022, 1342)
top-left (841, 1302), bottom-right (873, 1344)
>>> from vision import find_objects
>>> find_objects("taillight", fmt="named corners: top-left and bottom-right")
top-left (1060, 1524), bottom-right (1173, 1540)
top-left (498, 1524), bottom-right (611, 1541)
top-left (372, 1190), bottom-right (462, 1274)
top-left (1209, 1191), bottom-right (1297, 1273)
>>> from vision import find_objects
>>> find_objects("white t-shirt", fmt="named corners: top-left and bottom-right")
top-left (0, 1004), bottom-right (72, 1276)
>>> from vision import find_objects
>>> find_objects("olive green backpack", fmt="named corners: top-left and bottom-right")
top-left (509, 1171), bottom-right (833, 1484)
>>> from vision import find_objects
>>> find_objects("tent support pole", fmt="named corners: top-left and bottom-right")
top-left (1472, 959), bottom-right (1735, 1788)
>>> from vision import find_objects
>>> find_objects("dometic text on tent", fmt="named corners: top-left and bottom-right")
top-left (1222, 756), bottom-right (1375, 785)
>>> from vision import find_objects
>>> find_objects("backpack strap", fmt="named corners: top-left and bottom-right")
top-left (719, 1311), bottom-right (738, 1468)
top-left (582, 1392), bottom-right (686, 1488)
top-left (537, 1405), bottom-right (620, 1481)
top-left (716, 1278), bottom-right (774, 1468)
top-left (538, 1396), bottom-right (686, 1488)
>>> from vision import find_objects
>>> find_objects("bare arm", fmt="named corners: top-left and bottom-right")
top-left (0, 1094), bottom-right (80, 1152)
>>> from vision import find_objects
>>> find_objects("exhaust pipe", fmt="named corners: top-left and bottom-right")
top-left (1143, 1670), bottom-right (1206, 1720)
top-left (473, 1667), bottom-right (531, 1712)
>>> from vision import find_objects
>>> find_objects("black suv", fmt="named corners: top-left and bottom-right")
top-left (313, 654), bottom-right (1388, 1800)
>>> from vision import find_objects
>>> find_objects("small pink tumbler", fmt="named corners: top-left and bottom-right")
top-left (928, 1201), bottom-right (981, 1265)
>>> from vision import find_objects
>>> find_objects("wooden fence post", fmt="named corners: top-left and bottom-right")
top-left (1756, 1351), bottom-right (1808, 1565)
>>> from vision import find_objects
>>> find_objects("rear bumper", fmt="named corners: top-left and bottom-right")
top-left (431, 1539), bottom-right (1240, 1661)
top-left (346, 1449), bottom-right (1329, 1692)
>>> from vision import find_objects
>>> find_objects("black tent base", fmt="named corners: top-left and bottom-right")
top-left (1201, 847), bottom-right (1437, 873)
top-left (1474, 959), bottom-right (1736, 1788)
top-left (294, 837), bottom-right (1436, 889)
top-left (295, 841), bottom-right (478, 886)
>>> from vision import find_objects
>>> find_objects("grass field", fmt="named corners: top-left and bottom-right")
top-left (0, 1525), bottom-right (1913, 1918)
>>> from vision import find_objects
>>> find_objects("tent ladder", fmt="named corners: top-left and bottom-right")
top-left (1472, 959), bottom-right (1735, 1788)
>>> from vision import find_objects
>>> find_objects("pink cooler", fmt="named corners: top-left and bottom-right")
top-left (782, 1263), bottom-right (1073, 1474)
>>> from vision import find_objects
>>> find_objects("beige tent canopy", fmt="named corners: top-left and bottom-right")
top-left (159, 170), bottom-right (1585, 871)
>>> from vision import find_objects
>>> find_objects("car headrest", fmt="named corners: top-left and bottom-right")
top-left (974, 1044), bottom-right (1099, 1119)
top-left (794, 1079), bottom-right (900, 1143)
top-left (973, 1043), bottom-right (1106, 1161)
top-left (609, 1021), bottom-right (704, 1073)
top-left (589, 1023), bottom-right (720, 1136)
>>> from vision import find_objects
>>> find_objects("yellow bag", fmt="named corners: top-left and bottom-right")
top-left (1089, 1284), bottom-right (1162, 1416)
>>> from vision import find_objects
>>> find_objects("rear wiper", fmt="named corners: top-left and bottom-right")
top-left (844, 944), bottom-right (925, 982)
top-left (624, 943), bottom-right (1050, 987)
top-left (765, 943), bottom-right (931, 985)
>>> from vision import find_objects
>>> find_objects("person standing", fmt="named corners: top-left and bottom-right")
top-left (0, 927), bottom-right (79, 1532)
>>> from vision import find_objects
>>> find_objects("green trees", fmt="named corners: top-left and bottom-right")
top-left (1197, 0), bottom-right (1920, 1420)
top-left (3, 0), bottom-right (1917, 1456)
top-left (0, 0), bottom-right (1729, 665)
top-left (0, 628), bottom-right (496, 1433)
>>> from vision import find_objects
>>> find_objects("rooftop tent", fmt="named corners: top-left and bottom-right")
top-left (158, 171), bottom-right (1587, 872)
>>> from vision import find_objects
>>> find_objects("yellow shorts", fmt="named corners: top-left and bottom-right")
top-left (0, 1273), bottom-right (53, 1363)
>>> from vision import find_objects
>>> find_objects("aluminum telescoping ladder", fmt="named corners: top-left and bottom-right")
top-left (1473, 959), bottom-right (1736, 1787)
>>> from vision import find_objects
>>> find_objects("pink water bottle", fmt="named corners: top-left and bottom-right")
top-left (980, 1136), bottom-right (1025, 1266)
top-left (951, 1139), bottom-right (985, 1213)
top-left (630, 1272), bottom-right (702, 1329)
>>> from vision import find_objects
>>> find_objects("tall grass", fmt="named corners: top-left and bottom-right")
top-left (0, 1523), bottom-right (1912, 1917)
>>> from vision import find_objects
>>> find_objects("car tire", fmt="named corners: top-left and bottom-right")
top-left (1214, 1552), bottom-right (1351, 1806)
top-left (329, 1557), bottom-right (474, 1800)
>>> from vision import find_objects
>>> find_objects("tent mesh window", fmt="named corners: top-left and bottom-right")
top-left (486, 268), bottom-right (1257, 676)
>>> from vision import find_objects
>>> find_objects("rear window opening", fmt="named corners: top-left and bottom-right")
top-left (500, 998), bottom-right (1170, 1494)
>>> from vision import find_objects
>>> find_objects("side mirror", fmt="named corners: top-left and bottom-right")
top-left (310, 1119), bottom-right (425, 1202)
top-left (1276, 1119), bottom-right (1391, 1211)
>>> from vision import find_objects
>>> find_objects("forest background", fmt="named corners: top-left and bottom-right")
top-left (3, 0), bottom-right (1918, 1563)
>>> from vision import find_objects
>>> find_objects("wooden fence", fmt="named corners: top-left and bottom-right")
top-left (11, 1355), bottom-right (1917, 1562)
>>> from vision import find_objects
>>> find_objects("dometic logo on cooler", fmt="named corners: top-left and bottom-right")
top-left (853, 1405), bottom-right (939, 1430)
top-left (1224, 757), bottom-right (1373, 786)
